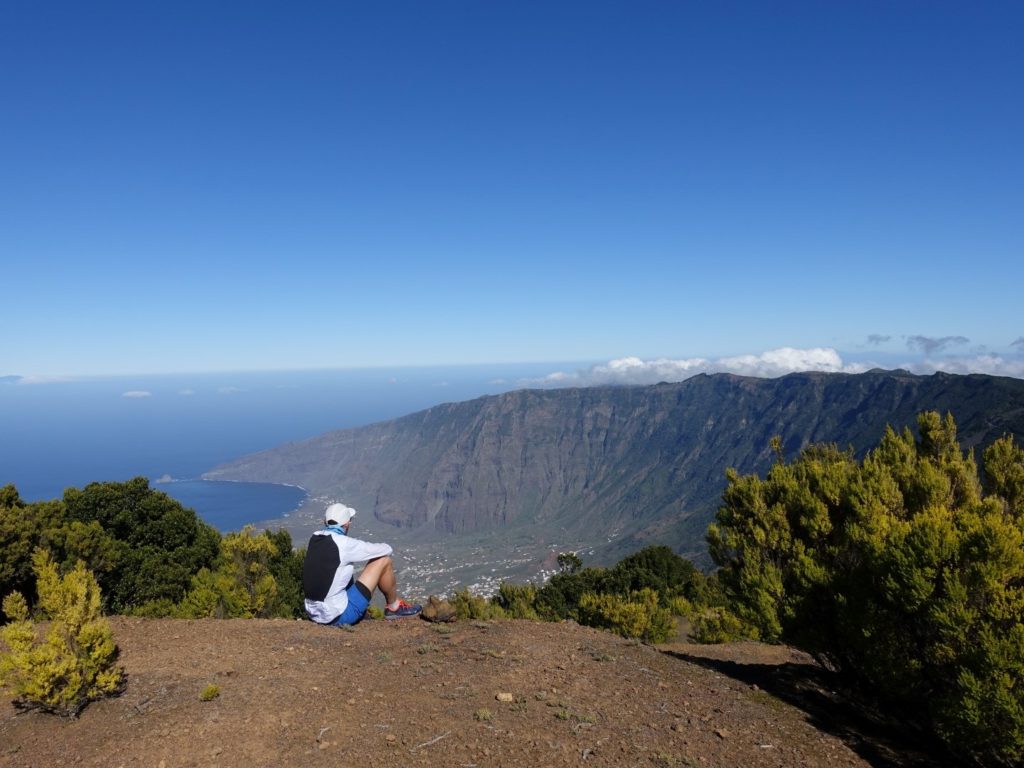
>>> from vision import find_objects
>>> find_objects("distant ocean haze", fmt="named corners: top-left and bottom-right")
top-left (0, 364), bottom-right (576, 529)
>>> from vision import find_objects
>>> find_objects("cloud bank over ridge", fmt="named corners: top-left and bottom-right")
top-left (537, 347), bottom-right (1024, 387)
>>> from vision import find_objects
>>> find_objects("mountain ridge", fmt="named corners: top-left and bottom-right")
top-left (206, 369), bottom-right (1024, 564)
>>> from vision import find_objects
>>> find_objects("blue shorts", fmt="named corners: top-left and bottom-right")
top-left (331, 581), bottom-right (371, 626)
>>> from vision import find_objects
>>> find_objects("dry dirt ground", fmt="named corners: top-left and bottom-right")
top-left (1, 617), bottom-right (954, 768)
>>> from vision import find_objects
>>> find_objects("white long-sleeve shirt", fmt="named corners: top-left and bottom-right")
top-left (302, 528), bottom-right (393, 624)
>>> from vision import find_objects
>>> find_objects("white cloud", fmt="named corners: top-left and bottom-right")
top-left (218, 386), bottom-right (243, 395)
top-left (535, 346), bottom-right (1024, 388)
top-left (901, 354), bottom-right (1024, 378)
top-left (535, 347), bottom-right (868, 387)
top-left (177, 389), bottom-right (195, 396)
top-left (718, 347), bottom-right (859, 376)
top-left (122, 390), bottom-right (152, 398)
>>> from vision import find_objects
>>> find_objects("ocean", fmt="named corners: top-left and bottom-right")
top-left (0, 364), bottom-right (575, 531)
top-left (156, 479), bottom-right (308, 533)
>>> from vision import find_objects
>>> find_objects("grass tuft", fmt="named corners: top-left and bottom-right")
top-left (199, 684), bottom-right (220, 702)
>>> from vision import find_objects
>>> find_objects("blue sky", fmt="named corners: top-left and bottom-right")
top-left (3, 2), bottom-right (1023, 381)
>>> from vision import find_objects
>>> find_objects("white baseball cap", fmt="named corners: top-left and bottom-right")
top-left (325, 503), bottom-right (357, 526)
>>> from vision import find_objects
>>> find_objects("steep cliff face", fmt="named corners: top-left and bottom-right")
top-left (206, 370), bottom-right (1024, 558)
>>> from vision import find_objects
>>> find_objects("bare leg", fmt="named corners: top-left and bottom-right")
top-left (357, 556), bottom-right (398, 605)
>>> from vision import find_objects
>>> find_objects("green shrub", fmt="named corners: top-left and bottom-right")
top-left (265, 531), bottom-right (305, 619)
top-left (0, 489), bottom-right (120, 618)
top-left (0, 551), bottom-right (125, 717)
top-left (4, 478), bottom-right (305, 623)
top-left (62, 478), bottom-right (221, 613)
top-left (691, 606), bottom-right (750, 644)
top-left (533, 548), bottom-right (707, 623)
top-left (199, 683), bottom-right (220, 701)
top-left (577, 587), bottom-right (674, 643)
top-left (707, 412), bottom-right (1024, 765)
top-left (493, 582), bottom-right (540, 620)
top-left (666, 596), bottom-right (694, 617)
top-left (174, 567), bottom-right (253, 619)
top-left (175, 526), bottom-right (285, 619)
top-left (452, 588), bottom-right (505, 620)
top-left (606, 546), bottom-right (705, 604)
top-left (534, 567), bottom-right (607, 620)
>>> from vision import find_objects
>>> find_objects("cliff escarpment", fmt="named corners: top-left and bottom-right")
top-left (206, 370), bottom-right (1024, 560)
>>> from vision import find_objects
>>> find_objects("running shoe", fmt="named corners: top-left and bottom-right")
top-left (385, 599), bottom-right (422, 619)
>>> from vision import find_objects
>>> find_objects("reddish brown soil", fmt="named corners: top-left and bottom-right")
top-left (1, 617), bottom-right (950, 767)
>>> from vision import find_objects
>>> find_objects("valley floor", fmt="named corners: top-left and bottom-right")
top-left (1, 617), bottom-right (949, 768)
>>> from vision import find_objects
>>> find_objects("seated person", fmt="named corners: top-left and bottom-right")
top-left (302, 503), bottom-right (421, 625)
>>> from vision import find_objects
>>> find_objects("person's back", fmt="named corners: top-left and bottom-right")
top-left (302, 503), bottom-right (421, 625)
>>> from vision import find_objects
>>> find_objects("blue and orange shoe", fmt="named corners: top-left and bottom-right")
top-left (385, 599), bottom-right (422, 619)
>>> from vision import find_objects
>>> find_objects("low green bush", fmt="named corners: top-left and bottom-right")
top-left (666, 595), bottom-right (694, 617)
top-left (452, 588), bottom-right (505, 620)
top-left (493, 582), bottom-right (540, 619)
top-left (0, 551), bottom-right (124, 717)
top-left (690, 606), bottom-right (750, 644)
top-left (577, 587), bottom-right (674, 643)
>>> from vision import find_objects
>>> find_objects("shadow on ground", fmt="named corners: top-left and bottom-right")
top-left (662, 649), bottom-right (962, 768)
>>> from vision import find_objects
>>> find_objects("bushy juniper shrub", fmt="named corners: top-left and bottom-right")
top-left (707, 412), bottom-right (1024, 766)
top-left (665, 595), bottom-right (693, 617)
top-left (492, 582), bottom-right (540, 620)
top-left (0, 551), bottom-right (124, 717)
top-left (174, 526), bottom-right (283, 619)
top-left (452, 587), bottom-right (505, 621)
top-left (690, 606), bottom-right (750, 644)
top-left (577, 587), bottom-right (674, 643)
top-left (604, 546), bottom-right (704, 603)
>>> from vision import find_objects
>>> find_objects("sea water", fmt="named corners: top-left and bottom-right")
top-left (156, 480), bottom-right (308, 533)
top-left (0, 364), bottom-right (579, 531)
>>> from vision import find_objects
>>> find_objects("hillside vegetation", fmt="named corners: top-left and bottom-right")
top-left (0, 479), bottom-right (304, 621)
